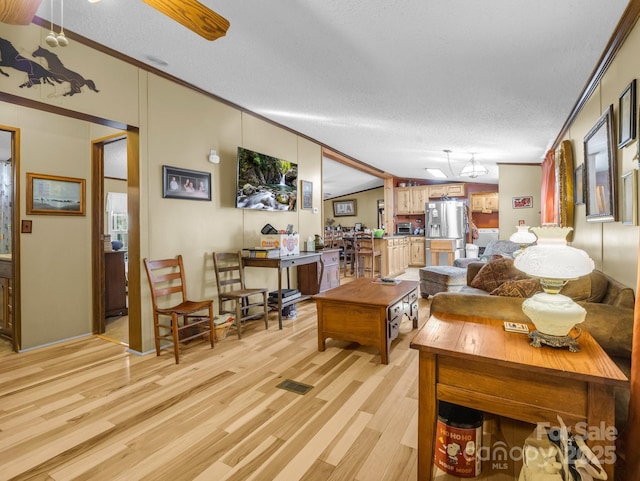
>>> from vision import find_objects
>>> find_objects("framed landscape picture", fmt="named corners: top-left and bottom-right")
top-left (26, 172), bottom-right (86, 215)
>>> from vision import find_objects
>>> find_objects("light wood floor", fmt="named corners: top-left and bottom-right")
top-left (0, 270), bottom-right (434, 481)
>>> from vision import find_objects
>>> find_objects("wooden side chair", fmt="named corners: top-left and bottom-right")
top-left (354, 231), bottom-right (382, 278)
top-left (341, 235), bottom-right (357, 277)
top-left (143, 255), bottom-right (215, 364)
top-left (212, 251), bottom-right (269, 338)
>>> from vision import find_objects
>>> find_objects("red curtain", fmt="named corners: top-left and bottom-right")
top-left (540, 149), bottom-right (557, 225)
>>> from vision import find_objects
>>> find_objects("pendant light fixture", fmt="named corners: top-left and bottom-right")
top-left (44, 0), bottom-right (68, 48)
top-left (56, 0), bottom-right (68, 47)
top-left (459, 153), bottom-right (488, 178)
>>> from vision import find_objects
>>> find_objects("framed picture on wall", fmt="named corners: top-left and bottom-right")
top-left (301, 180), bottom-right (313, 209)
top-left (618, 79), bottom-right (636, 148)
top-left (621, 170), bottom-right (637, 225)
top-left (162, 165), bottom-right (211, 201)
top-left (574, 164), bottom-right (585, 205)
top-left (333, 199), bottom-right (357, 217)
top-left (512, 196), bottom-right (532, 209)
top-left (26, 172), bottom-right (86, 215)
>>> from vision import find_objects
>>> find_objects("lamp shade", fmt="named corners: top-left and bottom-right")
top-left (513, 227), bottom-right (594, 281)
top-left (509, 225), bottom-right (537, 245)
top-left (459, 154), bottom-right (488, 178)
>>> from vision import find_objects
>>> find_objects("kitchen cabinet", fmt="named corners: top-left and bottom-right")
top-left (374, 237), bottom-right (406, 278)
top-left (409, 186), bottom-right (429, 213)
top-left (470, 192), bottom-right (499, 212)
top-left (428, 183), bottom-right (466, 198)
top-left (396, 185), bottom-right (429, 214)
top-left (297, 248), bottom-right (340, 294)
top-left (409, 237), bottom-right (426, 266)
top-left (0, 257), bottom-right (11, 336)
top-left (400, 237), bottom-right (410, 270)
top-left (396, 187), bottom-right (412, 214)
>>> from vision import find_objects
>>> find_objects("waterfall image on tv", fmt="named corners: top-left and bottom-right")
top-left (236, 147), bottom-right (298, 211)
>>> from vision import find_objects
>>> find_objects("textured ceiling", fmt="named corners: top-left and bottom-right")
top-left (28, 0), bottom-right (629, 196)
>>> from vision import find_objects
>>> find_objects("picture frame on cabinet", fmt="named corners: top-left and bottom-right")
top-left (618, 79), bottom-right (636, 148)
top-left (26, 172), bottom-right (86, 216)
top-left (621, 170), bottom-right (637, 225)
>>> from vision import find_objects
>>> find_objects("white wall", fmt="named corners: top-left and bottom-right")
top-left (498, 165), bottom-right (542, 239)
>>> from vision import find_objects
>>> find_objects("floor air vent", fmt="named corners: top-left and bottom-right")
top-left (276, 379), bottom-right (313, 395)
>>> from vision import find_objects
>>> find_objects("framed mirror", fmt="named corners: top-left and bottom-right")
top-left (583, 105), bottom-right (617, 222)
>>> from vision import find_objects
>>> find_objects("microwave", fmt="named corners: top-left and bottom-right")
top-left (397, 222), bottom-right (412, 235)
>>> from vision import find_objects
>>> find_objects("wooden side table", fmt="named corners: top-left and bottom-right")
top-left (429, 239), bottom-right (456, 266)
top-left (410, 313), bottom-right (628, 480)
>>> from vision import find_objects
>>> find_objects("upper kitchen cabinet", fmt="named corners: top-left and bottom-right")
top-left (470, 192), bottom-right (499, 212)
top-left (396, 185), bottom-right (429, 214)
top-left (428, 183), bottom-right (466, 198)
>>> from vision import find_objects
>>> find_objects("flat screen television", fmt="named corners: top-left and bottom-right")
top-left (236, 147), bottom-right (298, 211)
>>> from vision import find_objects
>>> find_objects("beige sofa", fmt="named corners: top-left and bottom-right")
top-left (429, 261), bottom-right (635, 429)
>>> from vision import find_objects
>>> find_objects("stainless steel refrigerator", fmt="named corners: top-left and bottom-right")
top-left (424, 200), bottom-right (467, 266)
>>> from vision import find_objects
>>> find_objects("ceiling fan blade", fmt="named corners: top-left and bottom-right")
top-left (143, 0), bottom-right (229, 41)
top-left (0, 0), bottom-right (43, 25)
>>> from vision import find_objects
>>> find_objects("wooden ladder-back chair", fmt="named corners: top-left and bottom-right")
top-left (143, 255), bottom-right (215, 364)
top-left (212, 251), bottom-right (269, 339)
top-left (342, 235), bottom-right (357, 277)
top-left (354, 231), bottom-right (382, 278)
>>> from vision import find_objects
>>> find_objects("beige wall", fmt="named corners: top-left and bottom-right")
top-left (323, 187), bottom-right (384, 231)
top-left (557, 18), bottom-right (640, 291)
top-left (1, 24), bottom-right (322, 352)
top-left (498, 165), bottom-right (542, 239)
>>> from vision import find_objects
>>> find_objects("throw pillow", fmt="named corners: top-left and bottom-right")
top-left (470, 257), bottom-right (527, 292)
top-left (490, 278), bottom-right (541, 298)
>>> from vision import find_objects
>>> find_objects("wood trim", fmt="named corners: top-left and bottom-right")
top-left (91, 141), bottom-right (105, 335)
top-left (552, 0), bottom-right (640, 149)
top-left (126, 130), bottom-right (141, 352)
top-left (322, 148), bottom-right (392, 178)
top-left (0, 125), bottom-right (21, 351)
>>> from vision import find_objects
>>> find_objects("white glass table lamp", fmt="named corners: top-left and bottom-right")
top-left (513, 226), bottom-right (594, 351)
top-left (509, 225), bottom-right (537, 256)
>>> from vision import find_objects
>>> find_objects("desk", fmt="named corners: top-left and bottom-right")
top-left (409, 313), bottom-right (627, 480)
top-left (314, 278), bottom-right (419, 364)
top-left (243, 252), bottom-right (323, 329)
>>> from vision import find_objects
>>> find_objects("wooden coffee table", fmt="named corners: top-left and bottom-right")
top-left (313, 278), bottom-right (419, 364)
top-left (410, 312), bottom-right (628, 480)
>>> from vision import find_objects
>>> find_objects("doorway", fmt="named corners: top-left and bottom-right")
top-left (0, 127), bottom-right (19, 352)
top-left (95, 135), bottom-right (129, 346)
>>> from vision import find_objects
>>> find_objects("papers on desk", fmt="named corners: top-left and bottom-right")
top-left (372, 277), bottom-right (401, 285)
top-left (243, 248), bottom-right (280, 258)
top-left (503, 321), bottom-right (530, 333)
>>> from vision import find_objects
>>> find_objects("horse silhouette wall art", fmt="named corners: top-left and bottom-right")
top-left (0, 37), bottom-right (63, 88)
top-left (32, 46), bottom-right (99, 96)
